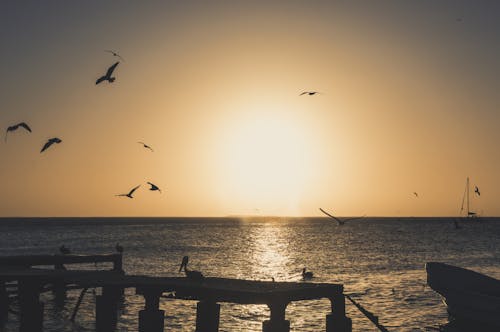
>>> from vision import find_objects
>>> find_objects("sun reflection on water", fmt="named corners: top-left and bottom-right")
top-left (249, 220), bottom-right (295, 282)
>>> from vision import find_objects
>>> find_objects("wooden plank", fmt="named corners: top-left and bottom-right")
top-left (0, 254), bottom-right (121, 267)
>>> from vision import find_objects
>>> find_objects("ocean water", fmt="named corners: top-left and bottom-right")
top-left (0, 217), bottom-right (499, 331)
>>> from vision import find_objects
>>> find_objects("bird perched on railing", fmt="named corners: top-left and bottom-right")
top-left (115, 243), bottom-right (124, 253)
top-left (179, 256), bottom-right (204, 280)
top-left (302, 268), bottom-right (314, 280)
top-left (59, 245), bottom-right (71, 255)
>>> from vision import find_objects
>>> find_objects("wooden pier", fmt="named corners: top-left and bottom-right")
top-left (0, 253), bottom-right (352, 332)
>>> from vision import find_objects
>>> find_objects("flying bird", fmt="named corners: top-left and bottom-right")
top-left (138, 142), bottom-right (153, 152)
top-left (96, 61), bottom-right (120, 85)
top-left (147, 182), bottom-right (161, 193)
top-left (105, 50), bottom-right (124, 61)
top-left (300, 91), bottom-right (320, 96)
top-left (319, 208), bottom-right (365, 225)
top-left (5, 122), bottom-right (32, 141)
top-left (474, 186), bottom-right (480, 196)
top-left (116, 185), bottom-right (140, 199)
top-left (179, 256), bottom-right (204, 280)
top-left (40, 137), bottom-right (62, 153)
top-left (302, 268), bottom-right (314, 280)
top-left (413, 192), bottom-right (419, 198)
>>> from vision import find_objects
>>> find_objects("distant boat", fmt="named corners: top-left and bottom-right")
top-left (460, 177), bottom-right (482, 220)
top-left (426, 262), bottom-right (500, 329)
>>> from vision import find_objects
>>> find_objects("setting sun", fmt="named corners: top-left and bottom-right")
top-left (213, 105), bottom-right (319, 215)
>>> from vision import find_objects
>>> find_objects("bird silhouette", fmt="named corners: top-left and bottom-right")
top-left (319, 208), bottom-right (365, 225)
top-left (5, 122), bottom-right (32, 141)
top-left (59, 245), bottom-right (71, 255)
top-left (105, 50), bottom-right (124, 61)
top-left (116, 185), bottom-right (140, 198)
top-left (413, 192), bottom-right (419, 198)
top-left (300, 91), bottom-right (320, 96)
top-left (138, 142), bottom-right (153, 152)
top-left (179, 256), bottom-right (204, 280)
top-left (96, 61), bottom-right (119, 85)
top-left (474, 186), bottom-right (480, 196)
top-left (40, 137), bottom-right (62, 153)
top-left (147, 182), bottom-right (161, 193)
top-left (115, 243), bottom-right (124, 253)
top-left (302, 268), bottom-right (314, 280)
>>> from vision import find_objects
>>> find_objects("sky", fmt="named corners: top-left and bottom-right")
top-left (1, 1), bottom-right (499, 217)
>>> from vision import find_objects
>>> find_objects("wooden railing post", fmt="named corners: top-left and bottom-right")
top-left (262, 300), bottom-right (290, 332)
top-left (18, 280), bottom-right (44, 332)
top-left (95, 287), bottom-right (119, 332)
top-left (139, 290), bottom-right (164, 332)
top-left (113, 254), bottom-right (123, 272)
top-left (326, 292), bottom-right (352, 332)
top-left (195, 300), bottom-right (220, 332)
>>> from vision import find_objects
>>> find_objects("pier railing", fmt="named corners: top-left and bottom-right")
top-left (0, 253), bottom-right (352, 332)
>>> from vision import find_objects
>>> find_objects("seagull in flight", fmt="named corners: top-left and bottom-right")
top-left (299, 91), bottom-right (321, 96)
top-left (147, 182), bottom-right (161, 193)
top-left (319, 208), bottom-right (365, 225)
top-left (138, 142), bottom-right (153, 152)
top-left (96, 61), bottom-right (120, 85)
top-left (105, 50), bottom-right (124, 61)
top-left (116, 185), bottom-right (140, 199)
top-left (413, 192), bottom-right (419, 198)
top-left (5, 122), bottom-right (31, 141)
top-left (474, 186), bottom-right (480, 196)
top-left (40, 137), bottom-right (62, 153)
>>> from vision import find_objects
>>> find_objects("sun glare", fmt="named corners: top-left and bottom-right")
top-left (215, 107), bottom-right (317, 215)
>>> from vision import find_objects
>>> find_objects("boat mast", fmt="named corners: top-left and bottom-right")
top-left (466, 177), bottom-right (470, 216)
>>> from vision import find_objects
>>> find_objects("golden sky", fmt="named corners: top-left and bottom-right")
top-left (1, 1), bottom-right (499, 217)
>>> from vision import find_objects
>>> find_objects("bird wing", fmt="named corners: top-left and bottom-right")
top-left (96, 75), bottom-right (106, 85)
top-left (299, 92), bottom-right (308, 96)
top-left (319, 208), bottom-right (344, 225)
top-left (147, 182), bottom-right (160, 190)
top-left (40, 140), bottom-right (54, 153)
top-left (19, 122), bottom-right (32, 132)
top-left (343, 215), bottom-right (366, 222)
top-left (128, 185), bottom-right (140, 195)
top-left (106, 61), bottom-right (120, 77)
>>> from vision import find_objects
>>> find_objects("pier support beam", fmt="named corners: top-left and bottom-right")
top-left (0, 282), bottom-right (8, 325)
top-left (195, 300), bottom-right (220, 332)
top-left (326, 293), bottom-right (352, 332)
top-left (262, 301), bottom-right (290, 332)
top-left (18, 280), bottom-right (44, 332)
top-left (139, 291), bottom-right (164, 332)
top-left (95, 289), bottom-right (119, 332)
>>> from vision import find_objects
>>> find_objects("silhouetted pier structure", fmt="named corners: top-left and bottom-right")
top-left (0, 253), bottom-right (352, 332)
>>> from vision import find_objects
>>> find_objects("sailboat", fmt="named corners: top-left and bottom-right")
top-left (460, 177), bottom-right (480, 220)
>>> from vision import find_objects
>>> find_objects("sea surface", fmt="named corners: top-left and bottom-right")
top-left (0, 217), bottom-right (499, 331)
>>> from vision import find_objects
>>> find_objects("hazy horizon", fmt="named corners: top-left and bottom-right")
top-left (1, 1), bottom-right (499, 217)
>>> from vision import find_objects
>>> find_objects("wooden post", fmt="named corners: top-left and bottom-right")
top-left (262, 301), bottom-right (290, 332)
top-left (195, 300), bottom-right (220, 332)
top-left (326, 293), bottom-right (352, 332)
top-left (138, 291), bottom-right (164, 332)
top-left (113, 254), bottom-right (123, 273)
top-left (18, 280), bottom-right (44, 332)
top-left (95, 289), bottom-right (119, 332)
top-left (0, 282), bottom-right (8, 325)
